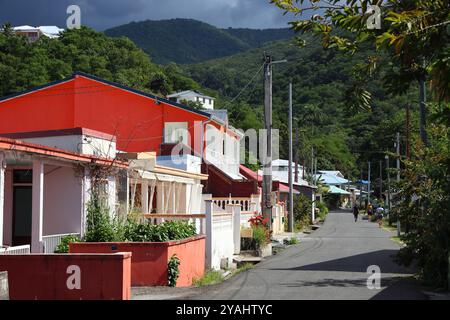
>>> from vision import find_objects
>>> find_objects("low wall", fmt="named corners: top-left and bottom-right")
top-left (0, 253), bottom-right (131, 300)
top-left (70, 235), bottom-right (205, 287)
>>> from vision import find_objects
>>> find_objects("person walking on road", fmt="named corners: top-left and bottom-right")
top-left (353, 204), bottom-right (359, 222)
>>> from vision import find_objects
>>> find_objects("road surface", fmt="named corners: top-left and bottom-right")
top-left (192, 210), bottom-right (425, 300)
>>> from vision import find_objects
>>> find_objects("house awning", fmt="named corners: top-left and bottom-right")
top-left (328, 185), bottom-right (351, 195)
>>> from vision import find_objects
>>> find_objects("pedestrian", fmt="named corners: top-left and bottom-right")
top-left (367, 203), bottom-right (373, 218)
top-left (376, 206), bottom-right (385, 227)
top-left (353, 204), bottom-right (359, 222)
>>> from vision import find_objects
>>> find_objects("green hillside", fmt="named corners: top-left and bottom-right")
top-left (104, 19), bottom-right (292, 64)
top-left (184, 38), bottom-right (419, 177)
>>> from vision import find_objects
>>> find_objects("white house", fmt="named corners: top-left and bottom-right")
top-left (0, 129), bottom-right (125, 254)
top-left (12, 25), bottom-right (64, 42)
top-left (167, 90), bottom-right (215, 110)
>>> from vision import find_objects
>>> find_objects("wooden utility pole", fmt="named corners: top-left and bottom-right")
top-left (262, 53), bottom-right (273, 229)
top-left (406, 104), bottom-right (411, 159)
top-left (396, 132), bottom-right (401, 236)
top-left (379, 160), bottom-right (383, 201)
top-left (288, 83), bottom-right (294, 232)
top-left (262, 53), bottom-right (286, 230)
top-left (368, 162), bottom-right (371, 204)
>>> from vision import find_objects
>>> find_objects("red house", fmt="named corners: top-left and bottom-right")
top-left (0, 72), bottom-right (251, 197)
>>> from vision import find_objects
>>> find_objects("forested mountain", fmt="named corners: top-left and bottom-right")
top-left (0, 26), bottom-right (200, 98)
top-left (104, 19), bottom-right (293, 64)
top-left (183, 38), bottom-right (419, 178)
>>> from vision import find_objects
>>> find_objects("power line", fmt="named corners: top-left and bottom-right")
top-left (229, 63), bottom-right (264, 103)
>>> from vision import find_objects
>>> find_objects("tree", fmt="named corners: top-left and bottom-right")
top-left (271, 0), bottom-right (450, 144)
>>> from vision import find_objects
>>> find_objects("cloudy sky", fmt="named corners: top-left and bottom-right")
top-left (0, 0), bottom-right (296, 30)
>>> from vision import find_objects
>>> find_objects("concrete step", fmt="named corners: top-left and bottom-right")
top-left (233, 255), bottom-right (262, 267)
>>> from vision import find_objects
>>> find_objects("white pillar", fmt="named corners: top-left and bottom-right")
top-left (229, 204), bottom-right (241, 255)
top-left (0, 153), bottom-right (5, 247)
top-left (81, 167), bottom-right (91, 238)
top-left (205, 200), bottom-right (213, 269)
top-left (108, 175), bottom-right (116, 218)
top-left (141, 180), bottom-right (149, 214)
top-left (32, 160), bottom-right (44, 253)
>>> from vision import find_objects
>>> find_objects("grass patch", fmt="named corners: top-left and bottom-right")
top-left (283, 237), bottom-right (299, 245)
top-left (382, 223), bottom-right (398, 232)
top-left (390, 236), bottom-right (405, 245)
top-left (193, 270), bottom-right (224, 287)
top-left (233, 263), bottom-right (254, 276)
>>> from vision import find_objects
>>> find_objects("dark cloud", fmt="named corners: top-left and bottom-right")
top-left (0, 0), bottom-right (294, 30)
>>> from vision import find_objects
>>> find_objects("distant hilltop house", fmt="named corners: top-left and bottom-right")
top-left (167, 90), bottom-right (215, 110)
top-left (12, 25), bottom-right (64, 42)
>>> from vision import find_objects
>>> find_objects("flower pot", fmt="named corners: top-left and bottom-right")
top-left (256, 243), bottom-right (272, 258)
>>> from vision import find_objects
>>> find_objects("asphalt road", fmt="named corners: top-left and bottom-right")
top-left (192, 210), bottom-right (426, 300)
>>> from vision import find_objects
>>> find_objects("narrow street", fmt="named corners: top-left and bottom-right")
top-left (191, 210), bottom-right (426, 300)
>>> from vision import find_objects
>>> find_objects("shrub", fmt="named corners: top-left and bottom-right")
top-left (124, 220), bottom-right (197, 242)
top-left (293, 194), bottom-right (312, 230)
top-left (54, 235), bottom-right (81, 253)
top-left (84, 196), bottom-right (125, 242)
top-left (316, 201), bottom-right (329, 220)
top-left (167, 254), bottom-right (180, 287)
top-left (252, 225), bottom-right (270, 248)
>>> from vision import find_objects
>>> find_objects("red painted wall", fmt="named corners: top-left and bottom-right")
top-left (0, 75), bottom-right (212, 153)
top-left (69, 235), bottom-right (205, 287)
top-left (0, 253), bottom-right (131, 300)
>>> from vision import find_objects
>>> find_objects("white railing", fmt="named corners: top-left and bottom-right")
top-left (212, 197), bottom-right (254, 212)
top-left (42, 233), bottom-right (80, 254)
top-left (0, 245), bottom-right (31, 255)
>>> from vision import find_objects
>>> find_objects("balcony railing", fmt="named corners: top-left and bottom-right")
top-left (0, 245), bottom-right (31, 255)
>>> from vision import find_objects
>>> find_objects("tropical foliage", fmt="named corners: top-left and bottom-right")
top-left (0, 24), bottom-right (202, 97)
top-left (105, 19), bottom-right (293, 64)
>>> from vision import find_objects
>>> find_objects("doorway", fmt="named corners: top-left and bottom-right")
top-left (12, 170), bottom-right (32, 246)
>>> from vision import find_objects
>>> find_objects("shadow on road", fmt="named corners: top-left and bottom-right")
top-left (268, 250), bottom-right (409, 274)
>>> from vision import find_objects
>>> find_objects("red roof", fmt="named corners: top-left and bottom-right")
top-left (0, 136), bottom-right (127, 168)
top-left (278, 183), bottom-right (301, 194)
top-left (239, 165), bottom-right (262, 182)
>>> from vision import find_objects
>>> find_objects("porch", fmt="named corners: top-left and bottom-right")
top-left (0, 144), bottom-right (119, 253)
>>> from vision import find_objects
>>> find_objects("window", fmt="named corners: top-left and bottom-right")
top-left (164, 122), bottom-right (188, 144)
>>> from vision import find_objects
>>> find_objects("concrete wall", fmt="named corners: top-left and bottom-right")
top-left (205, 124), bottom-right (240, 179)
top-left (43, 166), bottom-right (83, 236)
top-left (205, 202), bottom-right (239, 270)
top-left (70, 236), bottom-right (205, 287)
top-left (0, 253), bottom-right (131, 300)
top-left (20, 135), bottom-right (116, 159)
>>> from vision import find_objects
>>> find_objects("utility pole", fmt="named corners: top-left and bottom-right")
top-left (288, 83), bottom-right (294, 232)
top-left (396, 132), bottom-right (401, 236)
top-left (311, 147), bottom-right (314, 184)
top-left (368, 162), bottom-right (371, 205)
top-left (262, 53), bottom-right (287, 230)
top-left (379, 160), bottom-right (383, 201)
top-left (385, 155), bottom-right (391, 221)
top-left (419, 79), bottom-right (429, 146)
top-left (406, 104), bottom-right (411, 159)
